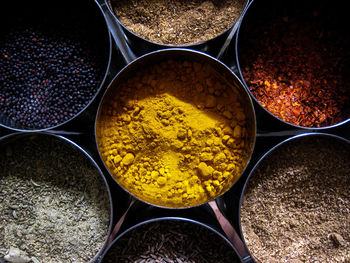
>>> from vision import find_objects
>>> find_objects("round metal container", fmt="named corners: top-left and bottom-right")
top-left (98, 217), bottom-right (241, 262)
top-left (0, 0), bottom-right (112, 132)
top-left (235, 0), bottom-right (350, 130)
top-left (0, 132), bottom-right (113, 263)
top-left (103, 0), bottom-right (249, 56)
top-left (95, 48), bottom-right (256, 209)
top-left (239, 133), bottom-right (350, 262)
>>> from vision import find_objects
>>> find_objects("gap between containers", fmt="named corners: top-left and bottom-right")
top-left (1, 0), bottom-right (350, 262)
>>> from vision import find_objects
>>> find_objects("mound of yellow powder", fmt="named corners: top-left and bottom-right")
top-left (96, 59), bottom-right (252, 208)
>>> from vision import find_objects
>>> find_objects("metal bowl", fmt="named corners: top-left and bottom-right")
top-left (0, 0), bottom-right (112, 132)
top-left (235, 0), bottom-right (350, 130)
top-left (95, 48), bottom-right (256, 209)
top-left (104, 0), bottom-right (249, 56)
top-left (0, 132), bottom-right (113, 263)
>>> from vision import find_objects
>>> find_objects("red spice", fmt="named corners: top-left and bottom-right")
top-left (240, 9), bottom-right (350, 127)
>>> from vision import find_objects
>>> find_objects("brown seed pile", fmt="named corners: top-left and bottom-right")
top-left (0, 134), bottom-right (111, 263)
top-left (241, 135), bottom-right (350, 262)
top-left (102, 220), bottom-right (240, 262)
top-left (110, 0), bottom-right (246, 45)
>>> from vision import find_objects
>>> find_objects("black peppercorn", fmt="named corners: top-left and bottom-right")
top-left (0, 26), bottom-right (105, 130)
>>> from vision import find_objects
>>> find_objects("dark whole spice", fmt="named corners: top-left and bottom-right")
top-left (0, 134), bottom-right (111, 262)
top-left (111, 0), bottom-right (246, 45)
top-left (239, 2), bottom-right (350, 128)
top-left (0, 25), bottom-right (105, 130)
top-left (102, 220), bottom-right (240, 262)
top-left (241, 135), bottom-right (350, 262)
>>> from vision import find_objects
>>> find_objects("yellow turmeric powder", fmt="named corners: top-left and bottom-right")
top-left (96, 59), bottom-right (252, 208)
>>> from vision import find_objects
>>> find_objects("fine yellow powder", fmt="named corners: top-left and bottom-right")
top-left (96, 59), bottom-right (251, 208)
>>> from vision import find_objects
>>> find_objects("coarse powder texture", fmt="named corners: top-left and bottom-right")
top-left (110, 0), bottom-right (246, 45)
top-left (97, 59), bottom-right (253, 208)
top-left (103, 220), bottom-right (240, 262)
top-left (240, 2), bottom-right (350, 128)
top-left (0, 135), bottom-right (111, 263)
top-left (241, 136), bottom-right (350, 262)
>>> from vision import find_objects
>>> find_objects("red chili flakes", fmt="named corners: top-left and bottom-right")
top-left (240, 13), bottom-right (350, 128)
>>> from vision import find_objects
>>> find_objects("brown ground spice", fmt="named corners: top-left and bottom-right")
top-left (103, 220), bottom-right (240, 262)
top-left (110, 0), bottom-right (246, 45)
top-left (241, 136), bottom-right (350, 262)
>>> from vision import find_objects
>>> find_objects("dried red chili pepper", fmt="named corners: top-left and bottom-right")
top-left (240, 8), bottom-right (350, 128)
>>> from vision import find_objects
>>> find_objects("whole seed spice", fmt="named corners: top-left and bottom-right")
top-left (96, 58), bottom-right (253, 208)
top-left (0, 134), bottom-right (111, 263)
top-left (241, 136), bottom-right (350, 262)
top-left (240, 5), bottom-right (350, 127)
top-left (110, 0), bottom-right (246, 45)
top-left (0, 24), bottom-right (105, 129)
top-left (102, 220), bottom-right (240, 262)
